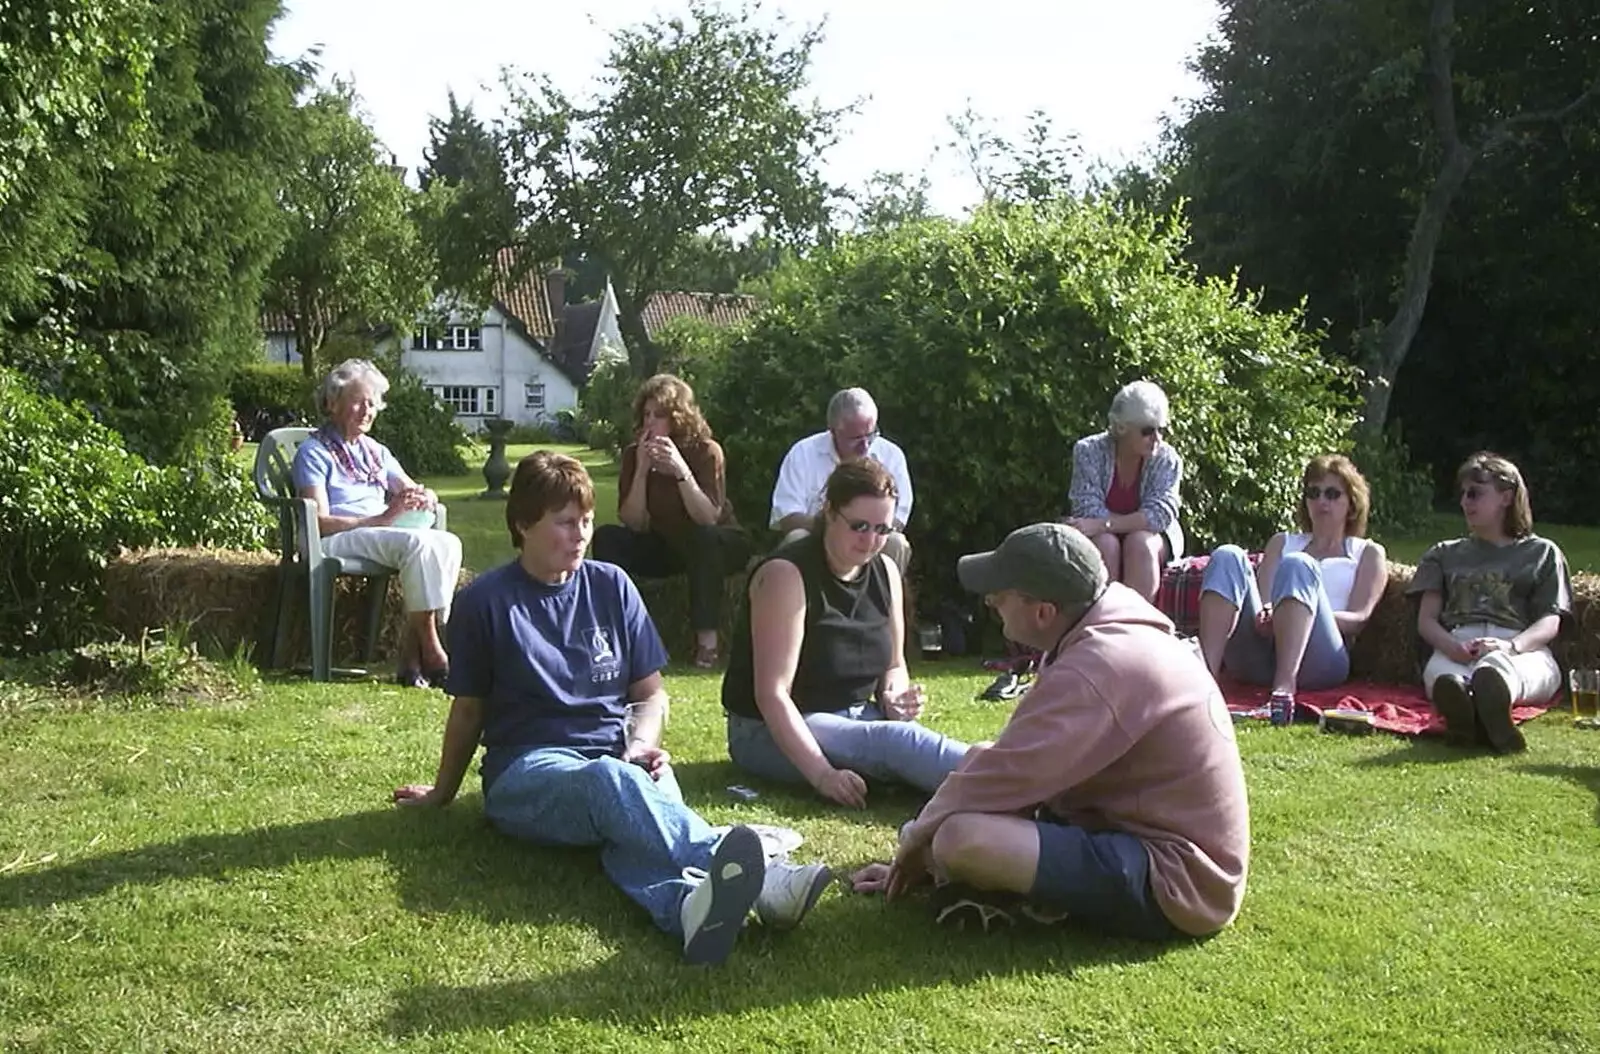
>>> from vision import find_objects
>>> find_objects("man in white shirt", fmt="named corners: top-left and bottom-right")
top-left (769, 387), bottom-right (914, 571)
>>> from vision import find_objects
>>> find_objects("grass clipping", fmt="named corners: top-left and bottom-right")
top-left (0, 631), bottom-right (259, 718)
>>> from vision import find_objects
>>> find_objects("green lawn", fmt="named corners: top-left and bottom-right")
top-left (421, 443), bottom-right (622, 575)
top-left (1380, 512), bottom-right (1600, 574)
top-left (2, 664), bottom-right (1599, 1051)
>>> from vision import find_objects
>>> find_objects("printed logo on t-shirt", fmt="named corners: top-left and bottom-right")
top-left (1205, 686), bottom-right (1236, 742)
top-left (588, 626), bottom-right (622, 684)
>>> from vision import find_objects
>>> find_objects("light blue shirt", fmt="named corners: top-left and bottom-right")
top-left (290, 431), bottom-right (406, 518)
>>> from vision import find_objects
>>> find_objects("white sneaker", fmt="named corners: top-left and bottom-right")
top-left (680, 824), bottom-right (766, 965)
top-left (754, 859), bottom-right (833, 930)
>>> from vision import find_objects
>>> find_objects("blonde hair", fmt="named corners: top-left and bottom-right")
top-left (1457, 451), bottom-right (1533, 538)
top-left (1295, 454), bottom-right (1371, 537)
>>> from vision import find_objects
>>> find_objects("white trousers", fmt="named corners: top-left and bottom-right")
top-left (322, 527), bottom-right (463, 617)
top-left (1423, 622), bottom-right (1561, 706)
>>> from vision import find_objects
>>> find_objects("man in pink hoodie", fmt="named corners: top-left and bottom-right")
top-left (853, 522), bottom-right (1249, 939)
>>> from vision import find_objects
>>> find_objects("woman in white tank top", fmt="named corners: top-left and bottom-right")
top-left (1197, 455), bottom-right (1390, 715)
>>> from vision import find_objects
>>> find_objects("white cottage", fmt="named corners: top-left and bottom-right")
top-left (262, 261), bottom-right (622, 432)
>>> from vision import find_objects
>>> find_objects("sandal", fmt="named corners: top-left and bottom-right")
top-left (692, 642), bottom-right (720, 670)
top-left (395, 668), bottom-right (429, 690)
top-left (423, 665), bottom-right (450, 691)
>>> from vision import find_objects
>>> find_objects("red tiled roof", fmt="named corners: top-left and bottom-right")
top-left (639, 291), bottom-right (759, 338)
top-left (492, 247), bottom-right (557, 340)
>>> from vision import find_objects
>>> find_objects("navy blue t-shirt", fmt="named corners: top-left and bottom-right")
top-left (445, 559), bottom-right (670, 790)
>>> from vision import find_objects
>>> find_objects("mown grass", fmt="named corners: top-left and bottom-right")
top-left (2, 659), bottom-right (1599, 1052)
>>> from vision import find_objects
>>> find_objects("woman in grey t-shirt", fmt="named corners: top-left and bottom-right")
top-left (1407, 452), bottom-right (1570, 753)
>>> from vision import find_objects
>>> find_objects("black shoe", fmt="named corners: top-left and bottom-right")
top-left (1432, 674), bottom-right (1478, 747)
top-left (931, 882), bottom-right (1022, 932)
top-left (1471, 666), bottom-right (1527, 754)
top-left (424, 665), bottom-right (450, 691)
top-left (978, 671), bottom-right (1024, 702)
top-left (395, 668), bottom-right (429, 690)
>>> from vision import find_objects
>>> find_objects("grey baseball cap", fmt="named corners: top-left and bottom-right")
top-left (956, 522), bottom-right (1109, 606)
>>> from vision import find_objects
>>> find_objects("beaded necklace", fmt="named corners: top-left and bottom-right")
top-left (314, 424), bottom-right (385, 487)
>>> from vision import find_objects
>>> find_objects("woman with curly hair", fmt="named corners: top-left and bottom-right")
top-left (592, 374), bottom-right (752, 668)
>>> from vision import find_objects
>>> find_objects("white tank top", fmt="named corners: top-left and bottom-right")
top-left (1282, 533), bottom-right (1370, 611)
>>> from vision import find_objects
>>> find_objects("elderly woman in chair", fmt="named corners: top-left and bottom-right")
top-left (1063, 381), bottom-right (1184, 601)
top-left (291, 358), bottom-right (463, 689)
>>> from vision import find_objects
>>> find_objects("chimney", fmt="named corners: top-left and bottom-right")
top-left (544, 267), bottom-right (568, 314)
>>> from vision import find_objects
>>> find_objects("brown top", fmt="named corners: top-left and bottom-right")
top-left (914, 583), bottom-right (1251, 937)
top-left (618, 438), bottom-right (737, 541)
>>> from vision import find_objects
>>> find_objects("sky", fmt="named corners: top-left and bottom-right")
top-left (270, 0), bottom-right (1221, 215)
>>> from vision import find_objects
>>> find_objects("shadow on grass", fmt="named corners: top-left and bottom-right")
top-left (0, 760), bottom-right (1176, 1033)
top-left (1517, 762), bottom-right (1600, 825)
top-left (1350, 737), bottom-right (1484, 767)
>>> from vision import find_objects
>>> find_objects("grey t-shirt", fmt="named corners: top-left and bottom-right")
top-left (1406, 535), bottom-right (1571, 632)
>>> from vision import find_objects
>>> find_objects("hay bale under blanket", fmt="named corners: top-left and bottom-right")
top-left (104, 548), bottom-right (473, 668)
top-left (631, 573), bottom-right (747, 664)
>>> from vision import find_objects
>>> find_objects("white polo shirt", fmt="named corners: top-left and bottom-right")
top-left (768, 430), bottom-right (914, 528)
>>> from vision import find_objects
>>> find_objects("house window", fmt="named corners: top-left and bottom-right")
top-left (429, 385), bottom-right (498, 416)
top-left (412, 325), bottom-right (482, 351)
top-left (524, 382), bottom-right (546, 410)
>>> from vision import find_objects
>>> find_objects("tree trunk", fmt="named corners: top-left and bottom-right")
top-left (1357, 143), bottom-right (1476, 440)
top-left (611, 285), bottom-right (659, 377)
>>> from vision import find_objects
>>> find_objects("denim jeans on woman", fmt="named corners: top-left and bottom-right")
top-left (725, 702), bottom-right (968, 794)
top-left (483, 747), bottom-right (721, 935)
top-left (1200, 544), bottom-right (1349, 690)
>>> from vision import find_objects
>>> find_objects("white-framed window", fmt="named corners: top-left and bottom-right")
top-left (524, 382), bottom-right (546, 410)
top-left (412, 325), bottom-right (482, 351)
top-left (429, 385), bottom-right (498, 416)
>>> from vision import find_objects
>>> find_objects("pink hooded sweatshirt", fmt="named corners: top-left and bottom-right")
top-left (918, 583), bottom-right (1250, 936)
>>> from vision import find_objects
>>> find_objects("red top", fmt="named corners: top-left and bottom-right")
top-left (1106, 459), bottom-right (1143, 516)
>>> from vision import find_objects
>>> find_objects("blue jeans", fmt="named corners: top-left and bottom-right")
top-left (1032, 821), bottom-right (1181, 941)
top-left (725, 704), bottom-right (969, 794)
top-left (1201, 544), bottom-right (1348, 690)
top-left (483, 748), bottom-right (720, 935)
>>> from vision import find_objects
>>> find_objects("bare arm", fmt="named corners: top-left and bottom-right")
top-left (1333, 542), bottom-right (1389, 637)
top-left (1510, 613), bottom-right (1562, 656)
top-left (749, 559), bottom-right (867, 806)
top-left (617, 443), bottom-right (652, 532)
top-left (773, 513), bottom-right (813, 534)
top-left (1254, 534), bottom-right (1286, 608)
top-left (878, 552), bottom-right (912, 700)
top-left (1417, 590), bottom-right (1472, 665)
top-left (394, 695), bottom-right (484, 807)
top-left (299, 483), bottom-right (407, 537)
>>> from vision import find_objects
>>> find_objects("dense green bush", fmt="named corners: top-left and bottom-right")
top-left (700, 199), bottom-right (1356, 602)
top-left (366, 354), bottom-right (468, 476)
top-left (230, 363), bottom-right (314, 438)
top-left (577, 352), bottom-right (636, 453)
top-left (1352, 427), bottom-right (1435, 540)
top-left (0, 367), bottom-right (270, 653)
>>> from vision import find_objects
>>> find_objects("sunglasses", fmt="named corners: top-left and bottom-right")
top-left (836, 427), bottom-right (881, 445)
top-left (840, 516), bottom-right (895, 536)
top-left (1304, 485), bottom-right (1345, 502)
top-left (1140, 425), bottom-right (1165, 438)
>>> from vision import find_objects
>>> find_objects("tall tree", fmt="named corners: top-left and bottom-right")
top-left (417, 92), bottom-right (518, 305)
top-left (496, 0), bottom-right (845, 376)
top-left (1173, 0), bottom-right (1600, 439)
top-left (265, 84), bottom-right (434, 381)
top-left (0, 0), bottom-right (303, 463)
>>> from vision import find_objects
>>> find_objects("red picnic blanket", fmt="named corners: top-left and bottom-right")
top-left (1221, 677), bottom-right (1553, 736)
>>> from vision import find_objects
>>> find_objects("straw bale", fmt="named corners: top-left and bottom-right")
top-left (104, 548), bottom-right (473, 668)
top-left (1347, 563), bottom-right (1600, 686)
top-left (633, 573), bottom-right (747, 662)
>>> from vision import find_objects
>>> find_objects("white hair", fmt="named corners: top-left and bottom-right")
top-left (827, 387), bottom-right (877, 428)
top-left (1107, 380), bottom-right (1170, 437)
top-left (319, 359), bottom-right (390, 417)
